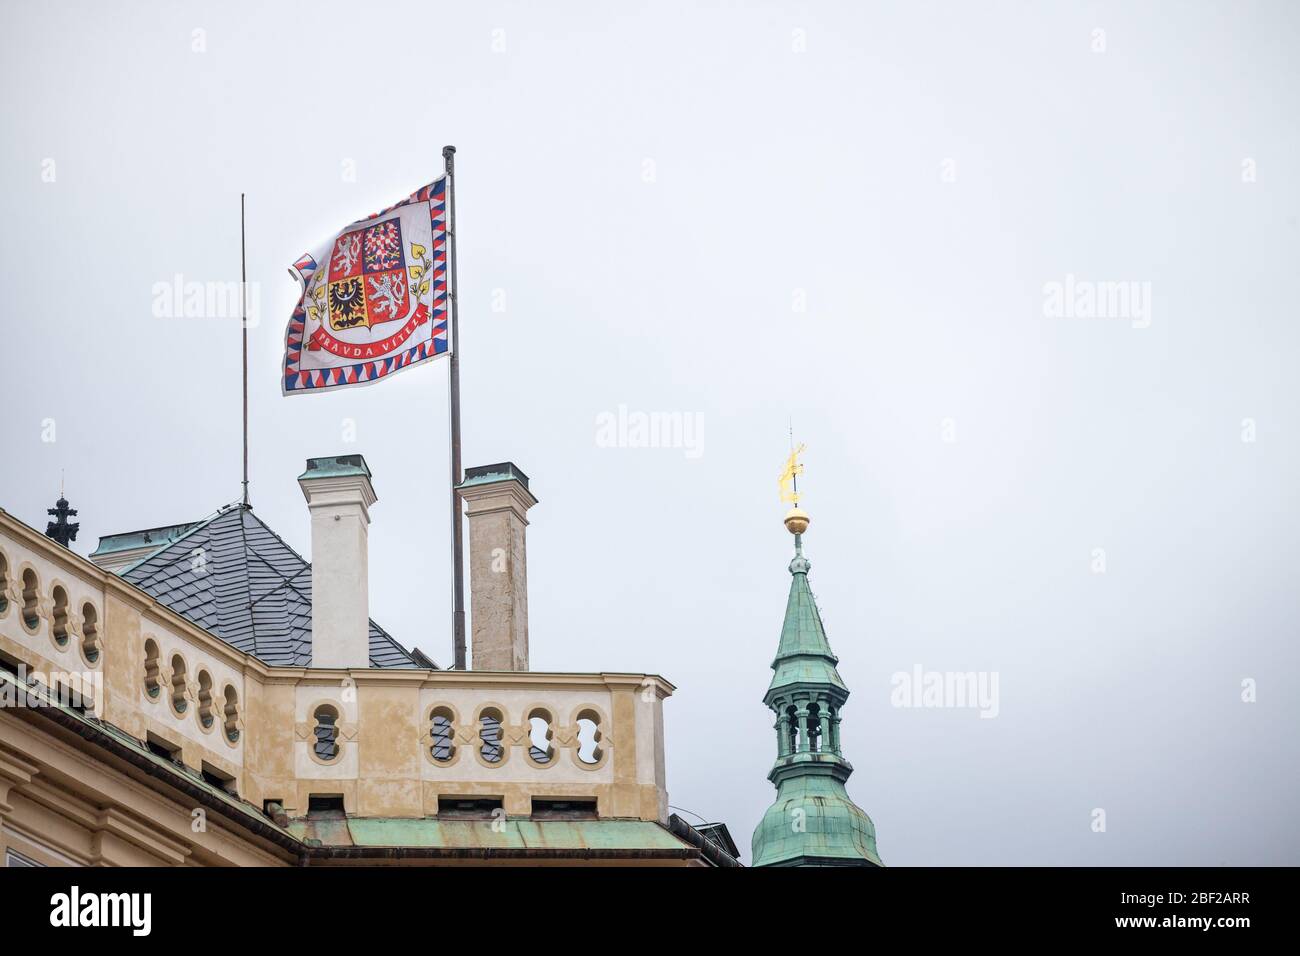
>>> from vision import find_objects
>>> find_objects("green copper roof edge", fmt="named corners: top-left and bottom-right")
top-left (768, 649), bottom-right (842, 667)
top-left (760, 851), bottom-right (886, 868)
top-left (338, 817), bottom-right (688, 850)
top-left (459, 461), bottom-right (530, 489)
top-left (115, 502), bottom-right (240, 577)
top-left (768, 754), bottom-right (854, 785)
top-left (767, 661), bottom-right (849, 687)
top-left (456, 474), bottom-right (514, 489)
top-left (298, 454), bottom-right (372, 480)
top-left (90, 521), bottom-right (203, 558)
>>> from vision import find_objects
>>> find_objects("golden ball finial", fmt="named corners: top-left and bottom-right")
top-left (784, 507), bottom-right (810, 535)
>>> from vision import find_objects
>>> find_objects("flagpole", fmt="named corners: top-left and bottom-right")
top-left (443, 145), bottom-right (467, 670)
top-left (240, 192), bottom-right (250, 509)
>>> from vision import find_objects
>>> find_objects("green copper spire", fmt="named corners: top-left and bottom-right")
top-left (767, 534), bottom-right (848, 697)
top-left (752, 448), bottom-right (883, 867)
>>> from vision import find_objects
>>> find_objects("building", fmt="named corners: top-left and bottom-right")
top-left (750, 501), bottom-right (884, 867)
top-left (0, 455), bottom-right (738, 866)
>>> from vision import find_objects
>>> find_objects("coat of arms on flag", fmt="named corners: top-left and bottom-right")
top-left (282, 178), bottom-right (449, 394)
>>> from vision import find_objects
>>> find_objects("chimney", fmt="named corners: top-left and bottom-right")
top-left (298, 455), bottom-right (376, 669)
top-left (457, 463), bottom-right (538, 671)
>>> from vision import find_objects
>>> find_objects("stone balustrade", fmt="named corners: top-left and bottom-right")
top-left (0, 510), bottom-right (671, 823)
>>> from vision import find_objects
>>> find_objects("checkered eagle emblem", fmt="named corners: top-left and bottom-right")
top-left (283, 178), bottom-right (449, 395)
top-left (327, 219), bottom-right (412, 331)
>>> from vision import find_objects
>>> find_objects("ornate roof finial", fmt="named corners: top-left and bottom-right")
top-left (46, 490), bottom-right (79, 548)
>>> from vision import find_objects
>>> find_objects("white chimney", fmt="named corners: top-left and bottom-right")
top-left (457, 462), bottom-right (537, 671)
top-left (298, 455), bottom-right (376, 669)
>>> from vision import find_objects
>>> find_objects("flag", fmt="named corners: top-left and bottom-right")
top-left (282, 178), bottom-right (449, 394)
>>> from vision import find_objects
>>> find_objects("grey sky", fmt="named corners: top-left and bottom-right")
top-left (2, 0), bottom-right (1297, 865)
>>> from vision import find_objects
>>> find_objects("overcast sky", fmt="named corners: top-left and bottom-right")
top-left (2, 0), bottom-right (1297, 865)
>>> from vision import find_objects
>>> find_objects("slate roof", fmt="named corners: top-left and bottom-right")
top-left (695, 822), bottom-right (742, 859)
top-left (118, 504), bottom-right (433, 669)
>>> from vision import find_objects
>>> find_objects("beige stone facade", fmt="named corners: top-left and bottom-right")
top-left (0, 507), bottom-right (720, 866)
top-left (459, 464), bottom-right (538, 671)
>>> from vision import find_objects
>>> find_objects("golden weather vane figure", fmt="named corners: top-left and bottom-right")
top-left (779, 443), bottom-right (805, 505)
top-left (779, 441), bottom-right (810, 536)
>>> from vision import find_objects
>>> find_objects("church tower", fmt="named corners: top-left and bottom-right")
top-left (751, 447), bottom-right (883, 867)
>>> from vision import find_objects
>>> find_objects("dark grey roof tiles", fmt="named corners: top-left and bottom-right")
top-left (120, 505), bottom-right (429, 669)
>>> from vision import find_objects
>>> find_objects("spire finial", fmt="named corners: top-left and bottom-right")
top-left (779, 440), bottom-right (810, 536)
